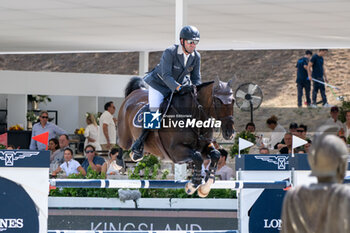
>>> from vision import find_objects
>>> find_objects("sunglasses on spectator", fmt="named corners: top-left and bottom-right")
top-left (297, 130), bottom-right (304, 133)
top-left (186, 40), bottom-right (199, 45)
top-left (85, 150), bottom-right (94, 154)
top-left (41, 116), bottom-right (49, 119)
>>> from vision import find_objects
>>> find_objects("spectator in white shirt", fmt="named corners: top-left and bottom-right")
top-left (216, 149), bottom-right (234, 180)
top-left (344, 111), bottom-right (350, 139)
top-left (99, 101), bottom-right (117, 150)
top-left (52, 148), bottom-right (86, 177)
top-left (325, 106), bottom-right (344, 134)
top-left (266, 115), bottom-right (286, 149)
top-left (84, 113), bottom-right (101, 150)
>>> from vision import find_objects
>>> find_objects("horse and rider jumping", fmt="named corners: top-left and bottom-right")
top-left (117, 26), bottom-right (235, 197)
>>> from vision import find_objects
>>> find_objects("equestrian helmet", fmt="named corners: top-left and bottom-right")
top-left (180, 25), bottom-right (200, 41)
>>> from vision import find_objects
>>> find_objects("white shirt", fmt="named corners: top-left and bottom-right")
top-left (325, 117), bottom-right (344, 132)
top-left (84, 124), bottom-right (101, 150)
top-left (99, 111), bottom-right (116, 144)
top-left (177, 44), bottom-right (194, 67)
top-left (270, 124), bottom-right (286, 148)
top-left (216, 165), bottom-right (234, 180)
top-left (107, 160), bottom-right (120, 175)
top-left (60, 159), bottom-right (81, 176)
top-left (345, 124), bottom-right (350, 138)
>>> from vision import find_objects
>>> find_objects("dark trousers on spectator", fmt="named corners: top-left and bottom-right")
top-left (297, 82), bottom-right (311, 107)
top-left (312, 80), bottom-right (328, 105)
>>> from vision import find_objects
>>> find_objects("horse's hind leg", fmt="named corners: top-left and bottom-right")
top-left (197, 148), bottom-right (220, 197)
top-left (185, 151), bottom-right (203, 195)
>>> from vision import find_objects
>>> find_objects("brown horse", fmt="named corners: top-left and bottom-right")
top-left (117, 77), bottom-right (234, 197)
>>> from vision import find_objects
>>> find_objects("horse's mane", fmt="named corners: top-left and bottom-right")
top-left (124, 77), bottom-right (146, 97)
top-left (196, 81), bottom-right (214, 90)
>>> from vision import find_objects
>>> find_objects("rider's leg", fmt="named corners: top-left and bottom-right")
top-left (131, 86), bottom-right (164, 161)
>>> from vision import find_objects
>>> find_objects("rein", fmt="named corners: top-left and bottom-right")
top-left (169, 87), bottom-right (220, 147)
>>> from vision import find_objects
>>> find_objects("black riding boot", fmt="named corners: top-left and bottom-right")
top-left (131, 128), bottom-right (150, 162)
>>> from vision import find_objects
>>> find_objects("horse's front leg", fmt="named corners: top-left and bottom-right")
top-left (198, 146), bottom-right (220, 197)
top-left (185, 151), bottom-right (203, 195)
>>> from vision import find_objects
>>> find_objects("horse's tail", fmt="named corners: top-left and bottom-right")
top-left (124, 76), bottom-right (146, 97)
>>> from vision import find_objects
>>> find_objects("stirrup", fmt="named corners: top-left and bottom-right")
top-left (130, 139), bottom-right (144, 162)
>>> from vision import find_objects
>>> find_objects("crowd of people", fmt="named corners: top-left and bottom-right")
top-left (242, 105), bottom-right (349, 156)
top-left (28, 101), bottom-right (124, 178)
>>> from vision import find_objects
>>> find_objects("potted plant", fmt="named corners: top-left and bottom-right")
top-left (26, 111), bottom-right (39, 130)
top-left (28, 95), bottom-right (52, 110)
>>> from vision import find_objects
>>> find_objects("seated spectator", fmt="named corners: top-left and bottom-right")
top-left (52, 148), bottom-right (86, 177)
top-left (289, 122), bottom-right (298, 135)
top-left (304, 139), bottom-right (312, 153)
top-left (81, 145), bottom-right (105, 173)
top-left (340, 136), bottom-right (347, 144)
top-left (275, 122), bottom-right (298, 150)
top-left (259, 147), bottom-right (270, 154)
top-left (344, 111), bottom-right (350, 138)
top-left (296, 124), bottom-right (308, 140)
top-left (101, 148), bottom-right (124, 175)
top-left (245, 122), bottom-right (256, 133)
top-left (279, 133), bottom-right (293, 154)
top-left (6, 145), bottom-right (16, 150)
top-left (266, 115), bottom-right (286, 149)
top-left (295, 149), bottom-right (306, 154)
top-left (48, 138), bottom-right (60, 154)
top-left (325, 106), bottom-right (344, 134)
top-left (216, 149), bottom-right (234, 180)
top-left (50, 134), bottom-right (70, 165)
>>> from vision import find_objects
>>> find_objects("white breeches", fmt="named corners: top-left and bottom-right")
top-left (148, 86), bottom-right (164, 111)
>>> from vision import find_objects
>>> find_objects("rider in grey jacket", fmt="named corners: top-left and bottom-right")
top-left (130, 25), bottom-right (202, 161)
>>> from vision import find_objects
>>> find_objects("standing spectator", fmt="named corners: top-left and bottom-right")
top-left (81, 145), bottom-right (105, 173)
top-left (307, 49), bottom-right (331, 108)
top-left (344, 111), bottom-right (350, 139)
top-left (216, 149), bottom-right (234, 180)
top-left (296, 50), bottom-right (312, 107)
top-left (50, 134), bottom-right (70, 165)
top-left (30, 111), bottom-right (66, 150)
top-left (52, 148), bottom-right (86, 177)
top-left (84, 113), bottom-right (101, 150)
top-left (266, 115), bottom-right (286, 149)
top-left (99, 102), bottom-right (117, 151)
top-left (48, 138), bottom-right (60, 154)
top-left (325, 106), bottom-right (344, 133)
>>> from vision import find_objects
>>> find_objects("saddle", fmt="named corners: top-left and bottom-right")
top-left (132, 96), bottom-right (171, 128)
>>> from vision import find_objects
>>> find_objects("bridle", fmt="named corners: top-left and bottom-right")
top-left (168, 86), bottom-right (233, 147)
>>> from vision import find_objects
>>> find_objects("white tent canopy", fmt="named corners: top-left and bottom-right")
top-left (1, 0), bottom-right (350, 54)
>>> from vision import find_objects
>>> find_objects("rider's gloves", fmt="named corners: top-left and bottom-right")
top-left (178, 85), bottom-right (193, 95)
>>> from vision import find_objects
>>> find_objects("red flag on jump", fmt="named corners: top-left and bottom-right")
top-left (0, 133), bottom-right (7, 147)
top-left (32, 132), bottom-right (49, 150)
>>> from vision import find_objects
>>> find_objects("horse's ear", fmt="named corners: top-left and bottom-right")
top-left (214, 76), bottom-right (220, 86)
top-left (227, 79), bottom-right (233, 87)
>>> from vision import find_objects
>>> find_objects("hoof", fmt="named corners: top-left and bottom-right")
top-left (197, 177), bottom-right (215, 198)
top-left (185, 182), bottom-right (199, 195)
top-left (197, 185), bottom-right (210, 198)
top-left (129, 152), bottom-right (143, 162)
